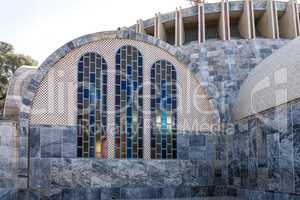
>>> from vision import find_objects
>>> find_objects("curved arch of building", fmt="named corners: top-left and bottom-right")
top-left (11, 29), bottom-right (219, 184)
top-left (233, 37), bottom-right (300, 120)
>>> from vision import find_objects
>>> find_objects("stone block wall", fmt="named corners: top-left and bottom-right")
top-left (0, 121), bottom-right (18, 200)
top-left (180, 39), bottom-right (289, 131)
top-left (0, 121), bottom-right (18, 189)
top-left (228, 100), bottom-right (300, 199)
top-left (24, 125), bottom-right (230, 199)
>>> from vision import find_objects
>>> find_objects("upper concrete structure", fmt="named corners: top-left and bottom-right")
top-left (133, 0), bottom-right (300, 45)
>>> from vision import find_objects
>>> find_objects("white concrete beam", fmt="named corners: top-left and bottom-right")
top-left (157, 14), bottom-right (167, 41)
top-left (279, 0), bottom-right (299, 38)
top-left (154, 14), bottom-right (159, 38)
top-left (239, 0), bottom-right (256, 39)
top-left (218, 0), bottom-right (230, 40)
top-left (198, 3), bottom-right (205, 43)
top-left (295, 1), bottom-right (300, 36)
top-left (136, 19), bottom-right (146, 34)
top-left (257, 0), bottom-right (279, 39)
top-left (175, 8), bottom-right (185, 46)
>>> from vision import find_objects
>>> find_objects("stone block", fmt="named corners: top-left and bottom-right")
top-left (71, 159), bottom-right (92, 187)
top-left (50, 159), bottom-right (72, 188)
top-left (146, 160), bottom-right (181, 186)
top-left (190, 134), bottom-right (206, 147)
top-left (294, 170), bottom-right (300, 193)
top-left (120, 187), bottom-right (157, 199)
top-left (189, 147), bottom-right (207, 161)
top-left (110, 160), bottom-right (147, 187)
top-left (41, 127), bottom-right (62, 158)
top-left (29, 127), bottom-right (40, 158)
top-left (91, 160), bottom-right (112, 188)
top-left (156, 187), bottom-right (175, 199)
top-left (177, 147), bottom-right (189, 160)
top-left (29, 158), bottom-right (51, 188)
top-left (177, 133), bottom-right (190, 147)
top-left (280, 168), bottom-right (295, 193)
top-left (191, 186), bottom-right (209, 197)
top-left (101, 188), bottom-right (120, 200)
top-left (174, 186), bottom-right (191, 198)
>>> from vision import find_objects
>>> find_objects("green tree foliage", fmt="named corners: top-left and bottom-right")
top-left (0, 41), bottom-right (38, 116)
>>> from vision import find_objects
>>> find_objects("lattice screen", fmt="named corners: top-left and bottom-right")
top-left (30, 39), bottom-right (213, 159)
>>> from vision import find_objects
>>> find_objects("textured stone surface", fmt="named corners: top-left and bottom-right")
top-left (180, 39), bottom-right (289, 133)
top-left (230, 99), bottom-right (300, 198)
top-left (0, 121), bottom-right (17, 189)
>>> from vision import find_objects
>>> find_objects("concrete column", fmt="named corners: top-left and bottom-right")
top-left (279, 0), bottom-right (299, 38)
top-left (157, 14), bottom-right (167, 41)
top-left (296, 1), bottom-right (300, 36)
top-left (154, 14), bottom-right (159, 38)
top-left (136, 19), bottom-right (146, 34)
top-left (257, 0), bottom-right (279, 39)
top-left (249, 0), bottom-right (256, 39)
top-left (239, 0), bottom-right (256, 39)
top-left (198, 3), bottom-right (205, 43)
top-left (175, 8), bottom-right (185, 46)
top-left (218, 0), bottom-right (230, 40)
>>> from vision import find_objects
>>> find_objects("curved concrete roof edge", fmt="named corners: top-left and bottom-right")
top-left (233, 36), bottom-right (300, 121)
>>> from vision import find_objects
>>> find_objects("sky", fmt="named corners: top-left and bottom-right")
top-left (0, 0), bottom-right (193, 64)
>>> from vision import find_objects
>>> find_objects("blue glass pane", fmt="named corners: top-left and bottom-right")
top-left (121, 81), bottom-right (126, 90)
top-left (127, 65), bottom-right (132, 75)
top-left (84, 89), bottom-right (89, 99)
top-left (90, 74), bottom-right (95, 83)
top-left (78, 62), bottom-right (83, 72)
top-left (116, 75), bottom-right (120, 84)
top-left (102, 63), bottom-right (107, 70)
top-left (78, 94), bottom-right (83, 102)
top-left (138, 68), bottom-right (143, 76)
top-left (116, 54), bottom-right (121, 64)
top-left (116, 85), bottom-right (120, 94)
top-left (96, 90), bottom-right (101, 99)
top-left (103, 74), bottom-right (107, 83)
top-left (138, 57), bottom-right (143, 66)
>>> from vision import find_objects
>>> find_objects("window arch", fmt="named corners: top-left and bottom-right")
top-left (115, 45), bottom-right (144, 159)
top-left (77, 52), bottom-right (108, 159)
top-left (150, 60), bottom-right (177, 159)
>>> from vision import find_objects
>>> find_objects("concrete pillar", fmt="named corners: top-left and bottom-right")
top-left (154, 14), bottom-right (159, 38)
top-left (295, 2), bottom-right (300, 36)
top-left (239, 0), bottom-right (256, 39)
top-left (198, 3), bottom-right (205, 43)
top-left (218, 0), bottom-right (230, 40)
top-left (136, 19), bottom-right (146, 34)
top-left (175, 8), bottom-right (185, 46)
top-left (296, 1), bottom-right (300, 36)
top-left (257, 0), bottom-right (279, 39)
top-left (279, 0), bottom-right (299, 38)
top-left (156, 14), bottom-right (167, 41)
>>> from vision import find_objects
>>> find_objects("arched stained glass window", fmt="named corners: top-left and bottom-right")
top-left (115, 45), bottom-right (144, 159)
top-left (77, 52), bottom-right (108, 159)
top-left (150, 60), bottom-right (177, 159)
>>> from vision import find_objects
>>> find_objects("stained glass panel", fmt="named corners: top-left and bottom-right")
top-left (77, 52), bottom-right (107, 159)
top-left (150, 60), bottom-right (177, 159)
top-left (115, 46), bottom-right (143, 159)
